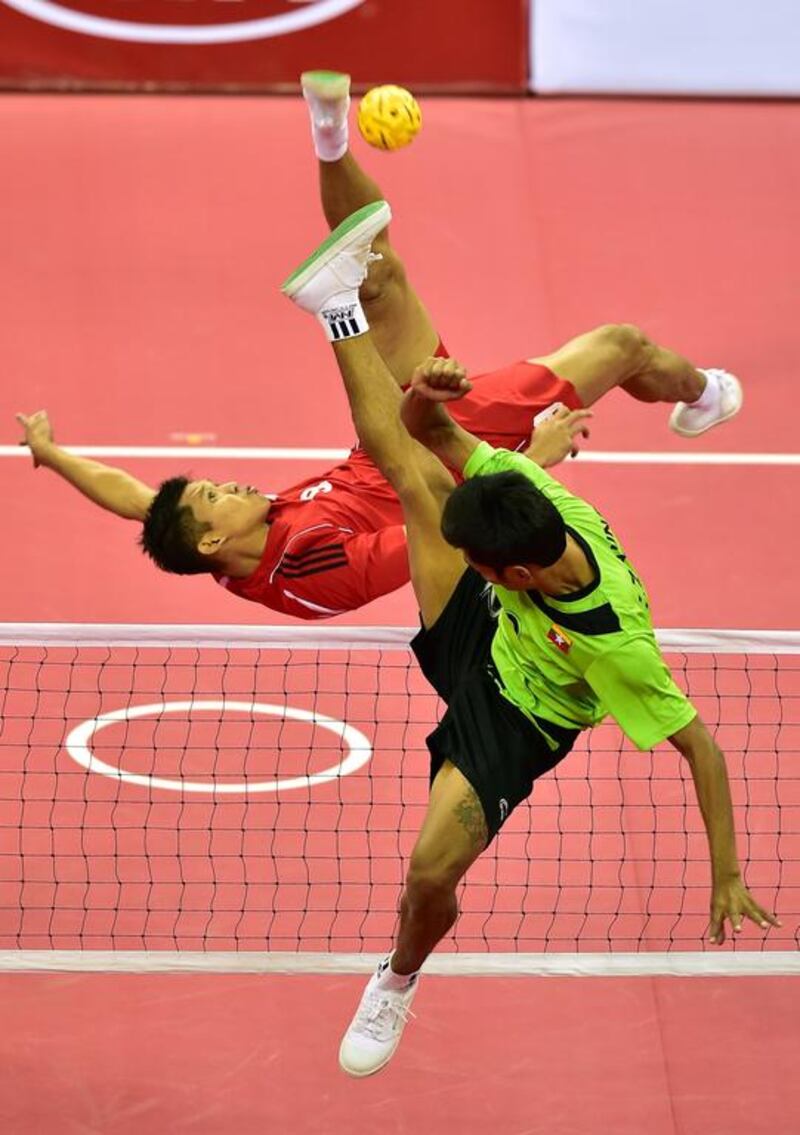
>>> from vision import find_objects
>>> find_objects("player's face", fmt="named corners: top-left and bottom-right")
top-left (182, 479), bottom-right (271, 542)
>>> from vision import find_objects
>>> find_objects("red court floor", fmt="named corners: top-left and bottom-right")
top-left (2, 95), bottom-right (799, 628)
top-left (2, 973), bottom-right (798, 1135)
top-left (0, 94), bottom-right (798, 1134)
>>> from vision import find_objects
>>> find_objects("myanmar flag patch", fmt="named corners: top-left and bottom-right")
top-left (547, 625), bottom-right (572, 654)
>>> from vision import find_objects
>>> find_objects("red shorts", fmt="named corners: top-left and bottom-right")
top-left (345, 355), bottom-right (582, 508)
top-left (447, 359), bottom-right (582, 451)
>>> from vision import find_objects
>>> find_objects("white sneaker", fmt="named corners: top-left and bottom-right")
top-left (301, 70), bottom-right (351, 162)
top-left (339, 961), bottom-right (418, 1078)
top-left (281, 200), bottom-right (391, 340)
top-left (301, 69), bottom-right (351, 127)
top-left (669, 368), bottom-right (743, 437)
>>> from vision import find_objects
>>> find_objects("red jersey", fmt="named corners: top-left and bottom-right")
top-left (215, 448), bottom-right (409, 618)
top-left (214, 360), bottom-right (581, 620)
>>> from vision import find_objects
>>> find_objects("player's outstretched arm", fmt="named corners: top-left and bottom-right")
top-left (16, 411), bottom-right (156, 522)
top-left (669, 715), bottom-right (781, 944)
top-left (585, 640), bottom-right (780, 946)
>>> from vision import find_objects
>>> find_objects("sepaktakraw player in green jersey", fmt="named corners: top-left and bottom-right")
top-left (281, 198), bottom-right (780, 1079)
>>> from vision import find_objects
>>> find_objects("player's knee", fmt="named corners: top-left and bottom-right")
top-left (592, 322), bottom-right (652, 370)
top-left (359, 245), bottom-right (407, 307)
top-left (405, 851), bottom-right (466, 902)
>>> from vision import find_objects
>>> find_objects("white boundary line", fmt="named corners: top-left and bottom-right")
top-left (3, 445), bottom-right (800, 466)
top-left (573, 451), bottom-right (800, 466)
top-left (1, 624), bottom-right (799, 653)
top-left (0, 950), bottom-right (797, 976)
top-left (0, 445), bottom-right (350, 461)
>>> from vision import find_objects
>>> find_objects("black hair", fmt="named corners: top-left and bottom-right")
top-left (441, 471), bottom-right (567, 571)
top-left (139, 476), bottom-right (215, 576)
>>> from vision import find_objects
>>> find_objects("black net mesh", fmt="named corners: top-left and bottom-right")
top-left (0, 633), bottom-right (797, 953)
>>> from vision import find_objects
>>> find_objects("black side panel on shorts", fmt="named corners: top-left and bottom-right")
top-left (410, 568), bottom-right (497, 703)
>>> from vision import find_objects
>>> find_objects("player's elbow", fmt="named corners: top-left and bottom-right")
top-left (669, 714), bottom-right (720, 764)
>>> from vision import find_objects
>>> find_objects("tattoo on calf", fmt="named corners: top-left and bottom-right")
top-left (454, 786), bottom-right (488, 851)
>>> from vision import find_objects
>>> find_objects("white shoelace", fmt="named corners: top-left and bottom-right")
top-left (329, 249), bottom-right (384, 292)
top-left (354, 991), bottom-right (416, 1042)
top-left (717, 372), bottom-right (735, 396)
top-left (348, 250), bottom-right (383, 290)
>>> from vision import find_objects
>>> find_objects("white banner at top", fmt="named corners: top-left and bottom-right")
top-left (531, 0), bottom-right (800, 95)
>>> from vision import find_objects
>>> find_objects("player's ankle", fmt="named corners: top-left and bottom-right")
top-left (688, 368), bottom-right (719, 409)
top-left (313, 124), bottom-right (349, 164)
top-left (317, 297), bottom-right (369, 342)
top-left (376, 953), bottom-right (419, 991)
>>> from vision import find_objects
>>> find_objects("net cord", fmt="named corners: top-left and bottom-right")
top-left (1, 624), bottom-right (799, 653)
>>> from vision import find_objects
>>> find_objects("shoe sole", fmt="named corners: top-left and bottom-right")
top-left (301, 70), bottom-right (351, 100)
top-left (669, 373), bottom-right (743, 438)
top-left (338, 1044), bottom-right (397, 1078)
top-left (281, 200), bottom-right (391, 298)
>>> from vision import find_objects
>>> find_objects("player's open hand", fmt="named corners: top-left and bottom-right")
top-left (409, 356), bottom-right (473, 402)
top-left (16, 410), bottom-right (55, 469)
top-left (709, 876), bottom-right (781, 945)
top-left (524, 406), bottom-right (593, 468)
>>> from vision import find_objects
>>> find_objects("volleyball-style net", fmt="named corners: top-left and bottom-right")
top-left (0, 624), bottom-right (797, 970)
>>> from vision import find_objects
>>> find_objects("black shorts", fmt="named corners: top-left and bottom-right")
top-left (411, 568), bottom-right (578, 841)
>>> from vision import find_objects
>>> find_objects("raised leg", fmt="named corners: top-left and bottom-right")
top-left (331, 333), bottom-right (467, 631)
top-left (320, 155), bottom-right (438, 384)
top-left (531, 323), bottom-right (706, 407)
top-left (303, 72), bottom-right (439, 385)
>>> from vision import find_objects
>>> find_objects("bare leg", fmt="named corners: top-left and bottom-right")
top-left (319, 152), bottom-right (439, 385)
top-left (391, 760), bottom-right (488, 975)
top-left (331, 334), bottom-right (466, 630)
top-left (318, 150), bottom-right (384, 232)
top-left (531, 323), bottom-right (705, 407)
top-left (338, 757), bottom-right (488, 1075)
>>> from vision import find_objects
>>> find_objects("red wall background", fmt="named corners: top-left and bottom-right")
top-left (0, 0), bottom-right (529, 91)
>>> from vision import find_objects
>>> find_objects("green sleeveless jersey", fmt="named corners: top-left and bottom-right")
top-left (463, 443), bottom-right (695, 751)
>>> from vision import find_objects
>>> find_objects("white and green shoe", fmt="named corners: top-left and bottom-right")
top-left (302, 69), bottom-right (351, 119)
top-left (281, 200), bottom-right (391, 341)
top-left (302, 70), bottom-right (351, 161)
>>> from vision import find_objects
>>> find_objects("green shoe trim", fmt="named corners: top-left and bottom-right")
top-left (281, 200), bottom-right (388, 294)
top-left (301, 70), bottom-right (351, 97)
top-left (302, 69), bottom-right (347, 83)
